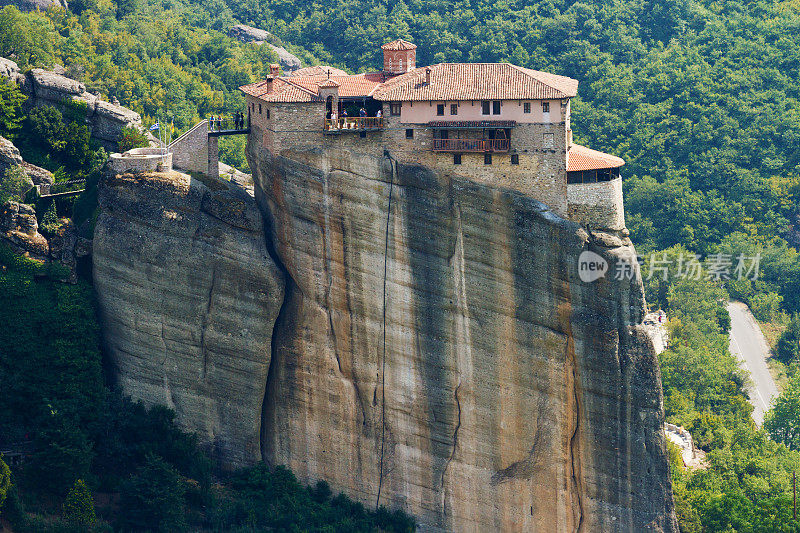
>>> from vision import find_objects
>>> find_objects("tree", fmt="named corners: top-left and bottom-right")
top-left (764, 374), bottom-right (800, 451)
top-left (0, 455), bottom-right (10, 510)
top-left (119, 454), bottom-right (187, 532)
top-left (63, 478), bottom-right (96, 525)
top-left (0, 77), bottom-right (25, 138)
top-left (776, 314), bottom-right (800, 363)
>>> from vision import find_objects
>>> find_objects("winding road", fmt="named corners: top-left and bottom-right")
top-left (727, 301), bottom-right (780, 425)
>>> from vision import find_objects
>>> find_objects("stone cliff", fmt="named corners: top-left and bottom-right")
top-left (93, 171), bottom-right (284, 466)
top-left (94, 151), bottom-right (678, 530)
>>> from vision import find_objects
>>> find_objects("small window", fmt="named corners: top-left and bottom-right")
top-left (454, 153), bottom-right (462, 165)
top-left (406, 128), bottom-right (414, 139)
top-left (481, 101), bottom-right (490, 115)
top-left (511, 154), bottom-right (519, 165)
top-left (543, 132), bottom-right (554, 149)
top-left (523, 102), bottom-right (531, 114)
top-left (436, 104), bottom-right (445, 116)
top-left (390, 103), bottom-right (402, 116)
top-left (259, 104), bottom-right (262, 114)
top-left (492, 101), bottom-right (501, 114)
top-left (450, 103), bottom-right (458, 115)
top-left (484, 153), bottom-right (492, 165)
top-left (360, 131), bottom-right (367, 138)
top-left (542, 102), bottom-right (550, 113)
top-left (266, 109), bottom-right (270, 119)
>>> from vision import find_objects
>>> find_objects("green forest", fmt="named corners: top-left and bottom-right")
top-left (2, 0), bottom-right (800, 529)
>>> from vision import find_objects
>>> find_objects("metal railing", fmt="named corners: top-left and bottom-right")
top-left (432, 138), bottom-right (510, 152)
top-left (324, 117), bottom-right (384, 131)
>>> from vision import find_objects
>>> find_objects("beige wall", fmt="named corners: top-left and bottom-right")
top-left (567, 177), bottom-right (625, 230)
top-left (399, 99), bottom-right (565, 124)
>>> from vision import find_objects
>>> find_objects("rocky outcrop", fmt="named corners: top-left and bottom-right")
top-left (0, 59), bottom-right (143, 148)
top-left (0, 201), bottom-right (48, 259)
top-left (244, 145), bottom-right (678, 531)
top-left (0, 135), bottom-right (54, 191)
top-left (93, 144), bottom-right (678, 528)
top-left (93, 171), bottom-right (285, 467)
top-left (227, 25), bottom-right (301, 73)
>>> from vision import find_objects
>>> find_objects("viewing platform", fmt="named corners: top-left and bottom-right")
top-left (323, 117), bottom-right (384, 133)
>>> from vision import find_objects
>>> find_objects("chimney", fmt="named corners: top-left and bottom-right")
top-left (425, 67), bottom-right (431, 84)
top-left (266, 75), bottom-right (274, 93)
top-left (270, 63), bottom-right (280, 76)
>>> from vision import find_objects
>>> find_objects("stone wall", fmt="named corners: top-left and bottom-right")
top-left (109, 148), bottom-right (172, 174)
top-left (246, 96), bottom-right (570, 216)
top-left (567, 177), bottom-right (625, 230)
top-left (169, 120), bottom-right (210, 175)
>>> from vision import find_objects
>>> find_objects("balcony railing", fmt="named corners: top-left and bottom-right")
top-left (324, 117), bottom-right (384, 132)
top-left (432, 138), bottom-right (510, 152)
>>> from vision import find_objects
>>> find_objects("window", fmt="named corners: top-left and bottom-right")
top-left (406, 128), bottom-right (414, 139)
top-left (484, 153), bottom-right (492, 165)
top-left (523, 102), bottom-right (531, 114)
top-left (542, 133), bottom-right (554, 149)
top-left (482, 101), bottom-right (490, 115)
top-left (450, 103), bottom-right (458, 115)
top-left (436, 104), bottom-right (445, 116)
top-left (259, 104), bottom-right (262, 114)
top-left (511, 154), bottom-right (519, 165)
top-left (542, 102), bottom-right (550, 113)
top-left (360, 131), bottom-right (367, 138)
top-left (266, 109), bottom-right (270, 119)
top-left (492, 101), bottom-right (501, 114)
top-left (454, 154), bottom-right (462, 165)
top-left (390, 103), bottom-right (402, 116)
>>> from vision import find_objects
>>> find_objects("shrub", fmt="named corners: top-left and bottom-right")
top-left (118, 126), bottom-right (149, 152)
top-left (0, 165), bottom-right (32, 203)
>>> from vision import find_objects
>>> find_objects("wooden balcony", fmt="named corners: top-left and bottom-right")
top-left (323, 117), bottom-right (384, 133)
top-left (432, 138), bottom-right (510, 152)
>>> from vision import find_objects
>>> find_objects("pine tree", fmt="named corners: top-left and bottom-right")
top-left (0, 455), bottom-right (10, 510)
top-left (63, 479), bottom-right (96, 526)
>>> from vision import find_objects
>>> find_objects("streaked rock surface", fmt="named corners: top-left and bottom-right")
top-left (247, 145), bottom-right (678, 532)
top-left (93, 171), bottom-right (284, 467)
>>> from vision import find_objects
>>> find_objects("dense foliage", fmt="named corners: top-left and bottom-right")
top-left (643, 255), bottom-right (800, 531)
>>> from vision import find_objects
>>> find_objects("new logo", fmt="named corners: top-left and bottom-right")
top-left (578, 251), bottom-right (608, 283)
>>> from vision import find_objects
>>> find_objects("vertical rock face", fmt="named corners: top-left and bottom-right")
top-left (93, 172), bottom-right (284, 467)
top-left (248, 144), bottom-right (678, 532)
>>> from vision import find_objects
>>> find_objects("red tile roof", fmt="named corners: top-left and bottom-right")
top-left (567, 144), bottom-right (625, 171)
top-left (372, 63), bottom-right (578, 101)
top-left (290, 65), bottom-right (348, 77)
top-left (240, 78), bottom-right (321, 102)
top-left (382, 39), bottom-right (417, 50)
top-left (241, 63), bottom-right (578, 103)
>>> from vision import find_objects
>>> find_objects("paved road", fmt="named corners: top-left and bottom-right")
top-left (727, 301), bottom-right (780, 425)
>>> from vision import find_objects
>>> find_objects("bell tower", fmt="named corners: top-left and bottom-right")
top-left (382, 39), bottom-right (417, 75)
